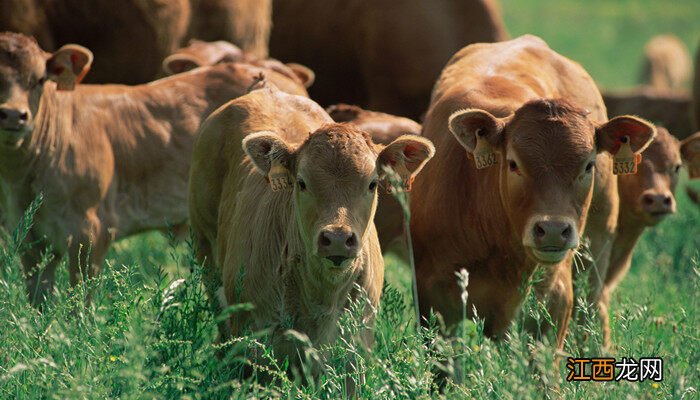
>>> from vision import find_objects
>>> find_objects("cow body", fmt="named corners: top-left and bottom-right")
top-left (410, 35), bottom-right (655, 346)
top-left (0, 33), bottom-right (308, 305)
top-left (189, 84), bottom-right (433, 368)
top-left (270, 0), bottom-right (508, 118)
top-left (639, 34), bottom-right (692, 93)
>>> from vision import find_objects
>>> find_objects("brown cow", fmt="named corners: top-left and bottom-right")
top-left (161, 39), bottom-right (315, 90)
top-left (603, 88), bottom-right (693, 140)
top-left (270, 0), bottom-right (508, 119)
top-left (0, 0), bottom-right (271, 84)
top-left (639, 34), bottom-right (692, 93)
top-left (327, 103), bottom-right (422, 255)
top-left (598, 127), bottom-right (682, 345)
top-left (187, 0), bottom-right (271, 60)
top-left (410, 35), bottom-right (655, 347)
top-left (0, 32), bottom-right (308, 306)
top-left (188, 83), bottom-right (434, 371)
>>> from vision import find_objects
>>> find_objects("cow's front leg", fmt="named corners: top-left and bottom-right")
top-left (525, 262), bottom-right (574, 349)
top-left (66, 211), bottom-right (111, 301)
top-left (22, 244), bottom-right (61, 308)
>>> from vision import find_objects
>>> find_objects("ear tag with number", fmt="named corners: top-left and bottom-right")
top-left (473, 130), bottom-right (498, 169)
top-left (613, 136), bottom-right (640, 175)
top-left (268, 158), bottom-right (293, 192)
top-left (688, 161), bottom-right (700, 179)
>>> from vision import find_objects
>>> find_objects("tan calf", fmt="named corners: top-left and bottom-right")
top-left (598, 127), bottom-right (682, 345)
top-left (188, 84), bottom-right (434, 370)
top-left (0, 32), bottom-right (308, 306)
top-left (411, 35), bottom-right (655, 347)
top-left (681, 132), bottom-right (700, 203)
top-left (640, 34), bottom-right (692, 93)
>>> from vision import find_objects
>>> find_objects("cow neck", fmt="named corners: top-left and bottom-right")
top-left (285, 212), bottom-right (363, 341)
top-left (609, 206), bottom-right (647, 274)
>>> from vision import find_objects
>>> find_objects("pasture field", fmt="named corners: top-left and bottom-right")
top-left (2, 1), bottom-right (700, 399)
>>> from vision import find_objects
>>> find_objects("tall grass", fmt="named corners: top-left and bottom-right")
top-left (1, 173), bottom-right (698, 398)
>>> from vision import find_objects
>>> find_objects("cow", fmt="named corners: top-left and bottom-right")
top-left (187, 0), bottom-right (271, 60)
top-left (639, 34), bottom-right (692, 93)
top-left (327, 103), bottom-right (422, 256)
top-left (0, 32), bottom-right (309, 306)
top-left (269, 0), bottom-right (508, 119)
top-left (161, 39), bottom-right (315, 90)
top-left (597, 127), bottom-right (682, 345)
top-left (0, 0), bottom-right (271, 84)
top-left (603, 88), bottom-right (693, 140)
top-left (694, 40), bottom-right (700, 132)
top-left (410, 35), bottom-right (655, 348)
top-left (187, 83), bottom-right (434, 372)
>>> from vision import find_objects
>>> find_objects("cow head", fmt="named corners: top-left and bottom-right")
top-left (618, 127), bottom-right (681, 225)
top-left (243, 123), bottom-right (434, 268)
top-left (162, 39), bottom-right (244, 75)
top-left (0, 32), bottom-right (92, 146)
top-left (449, 99), bottom-right (655, 265)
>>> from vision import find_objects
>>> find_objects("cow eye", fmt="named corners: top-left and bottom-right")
top-left (368, 180), bottom-right (378, 191)
top-left (673, 164), bottom-right (681, 174)
top-left (585, 161), bottom-right (595, 173)
top-left (297, 178), bottom-right (306, 191)
top-left (508, 160), bottom-right (518, 172)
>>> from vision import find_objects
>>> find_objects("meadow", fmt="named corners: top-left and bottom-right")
top-left (1, 1), bottom-right (700, 399)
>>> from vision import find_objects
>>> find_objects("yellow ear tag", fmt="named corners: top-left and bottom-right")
top-left (613, 136), bottom-right (640, 175)
top-left (688, 162), bottom-right (700, 180)
top-left (268, 158), bottom-right (293, 192)
top-left (473, 130), bottom-right (498, 169)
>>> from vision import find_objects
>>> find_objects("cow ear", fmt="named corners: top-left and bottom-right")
top-left (596, 116), bottom-right (656, 155)
top-left (242, 131), bottom-right (294, 176)
top-left (448, 109), bottom-right (506, 153)
top-left (285, 63), bottom-right (315, 88)
top-left (377, 135), bottom-right (435, 190)
top-left (680, 132), bottom-right (700, 179)
top-left (326, 104), bottom-right (362, 123)
top-left (162, 54), bottom-right (201, 75)
top-left (46, 44), bottom-right (93, 90)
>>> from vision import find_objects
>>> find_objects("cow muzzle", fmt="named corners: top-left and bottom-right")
top-left (639, 190), bottom-right (675, 225)
top-left (0, 106), bottom-right (32, 141)
top-left (523, 217), bottom-right (579, 264)
top-left (317, 226), bottom-right (359, 268)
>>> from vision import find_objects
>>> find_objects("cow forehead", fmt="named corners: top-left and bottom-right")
top-left (297, 124), bottom-right (377, 179)
top-left (0, 33), bottom-right (46, 83)
top-left (644, 128), bottom-right (681, 166)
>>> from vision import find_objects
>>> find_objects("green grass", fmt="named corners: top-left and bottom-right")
top-left (502, 0), bottom-right (700, 90)
top-left (2, 2), bottom-right (700, 398)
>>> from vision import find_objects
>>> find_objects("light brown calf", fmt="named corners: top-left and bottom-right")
top-left (640, 34), bottom-right (692, 93)
top-left (270, 0), bottom-right (508, 119)
top-left (327, 103), bottom-right (423, 254)
top-left (681, 132), bottom-right (700, 204)
top-left (598, 127), bottom-right (683, 345)
top-left (188, 84), bottom-right (434, 371)
top-left (0, 32), bottom-right (308, 306)
top-left (411, 35), bottom-right (655, 347)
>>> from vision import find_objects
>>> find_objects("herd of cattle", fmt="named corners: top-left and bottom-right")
top-left (1, 0), bottom-right (700, 377)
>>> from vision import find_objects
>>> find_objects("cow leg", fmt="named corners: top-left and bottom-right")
top-left (598, 285), bottom-right (612, 349)
top-left (196, 236), bottom-right (231, 342)
top-left (22, 246), bottom-right (60, 308)
top-left (66, 212), bottom-right (111, 303)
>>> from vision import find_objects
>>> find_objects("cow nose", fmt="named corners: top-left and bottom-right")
top-left (532, 220), bottom-right (574, 249)
top-left (317, 228), bottom-right (358, 266)
top-left (641, 192), bottom-right (675, 215)
top-left (0, 107), bottom-right (30, 131)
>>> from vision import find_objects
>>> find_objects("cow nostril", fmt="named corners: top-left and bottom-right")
top-left (642, 195), bottom-right (654, 206)
top-left (0, 110), bottom-right (7, 120)
top-left (663, 196), bottom-right (672, 206)
top-left (18, 111), bottom-right (28, 121)
top-left (561, 225), bottom-right (572, 240)
top-left (534, 223), bottom-right (545, 239)
top-left (319, 233), bottom-right (331, 247)
top-left (345, 234), bottom-right (357, 248)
